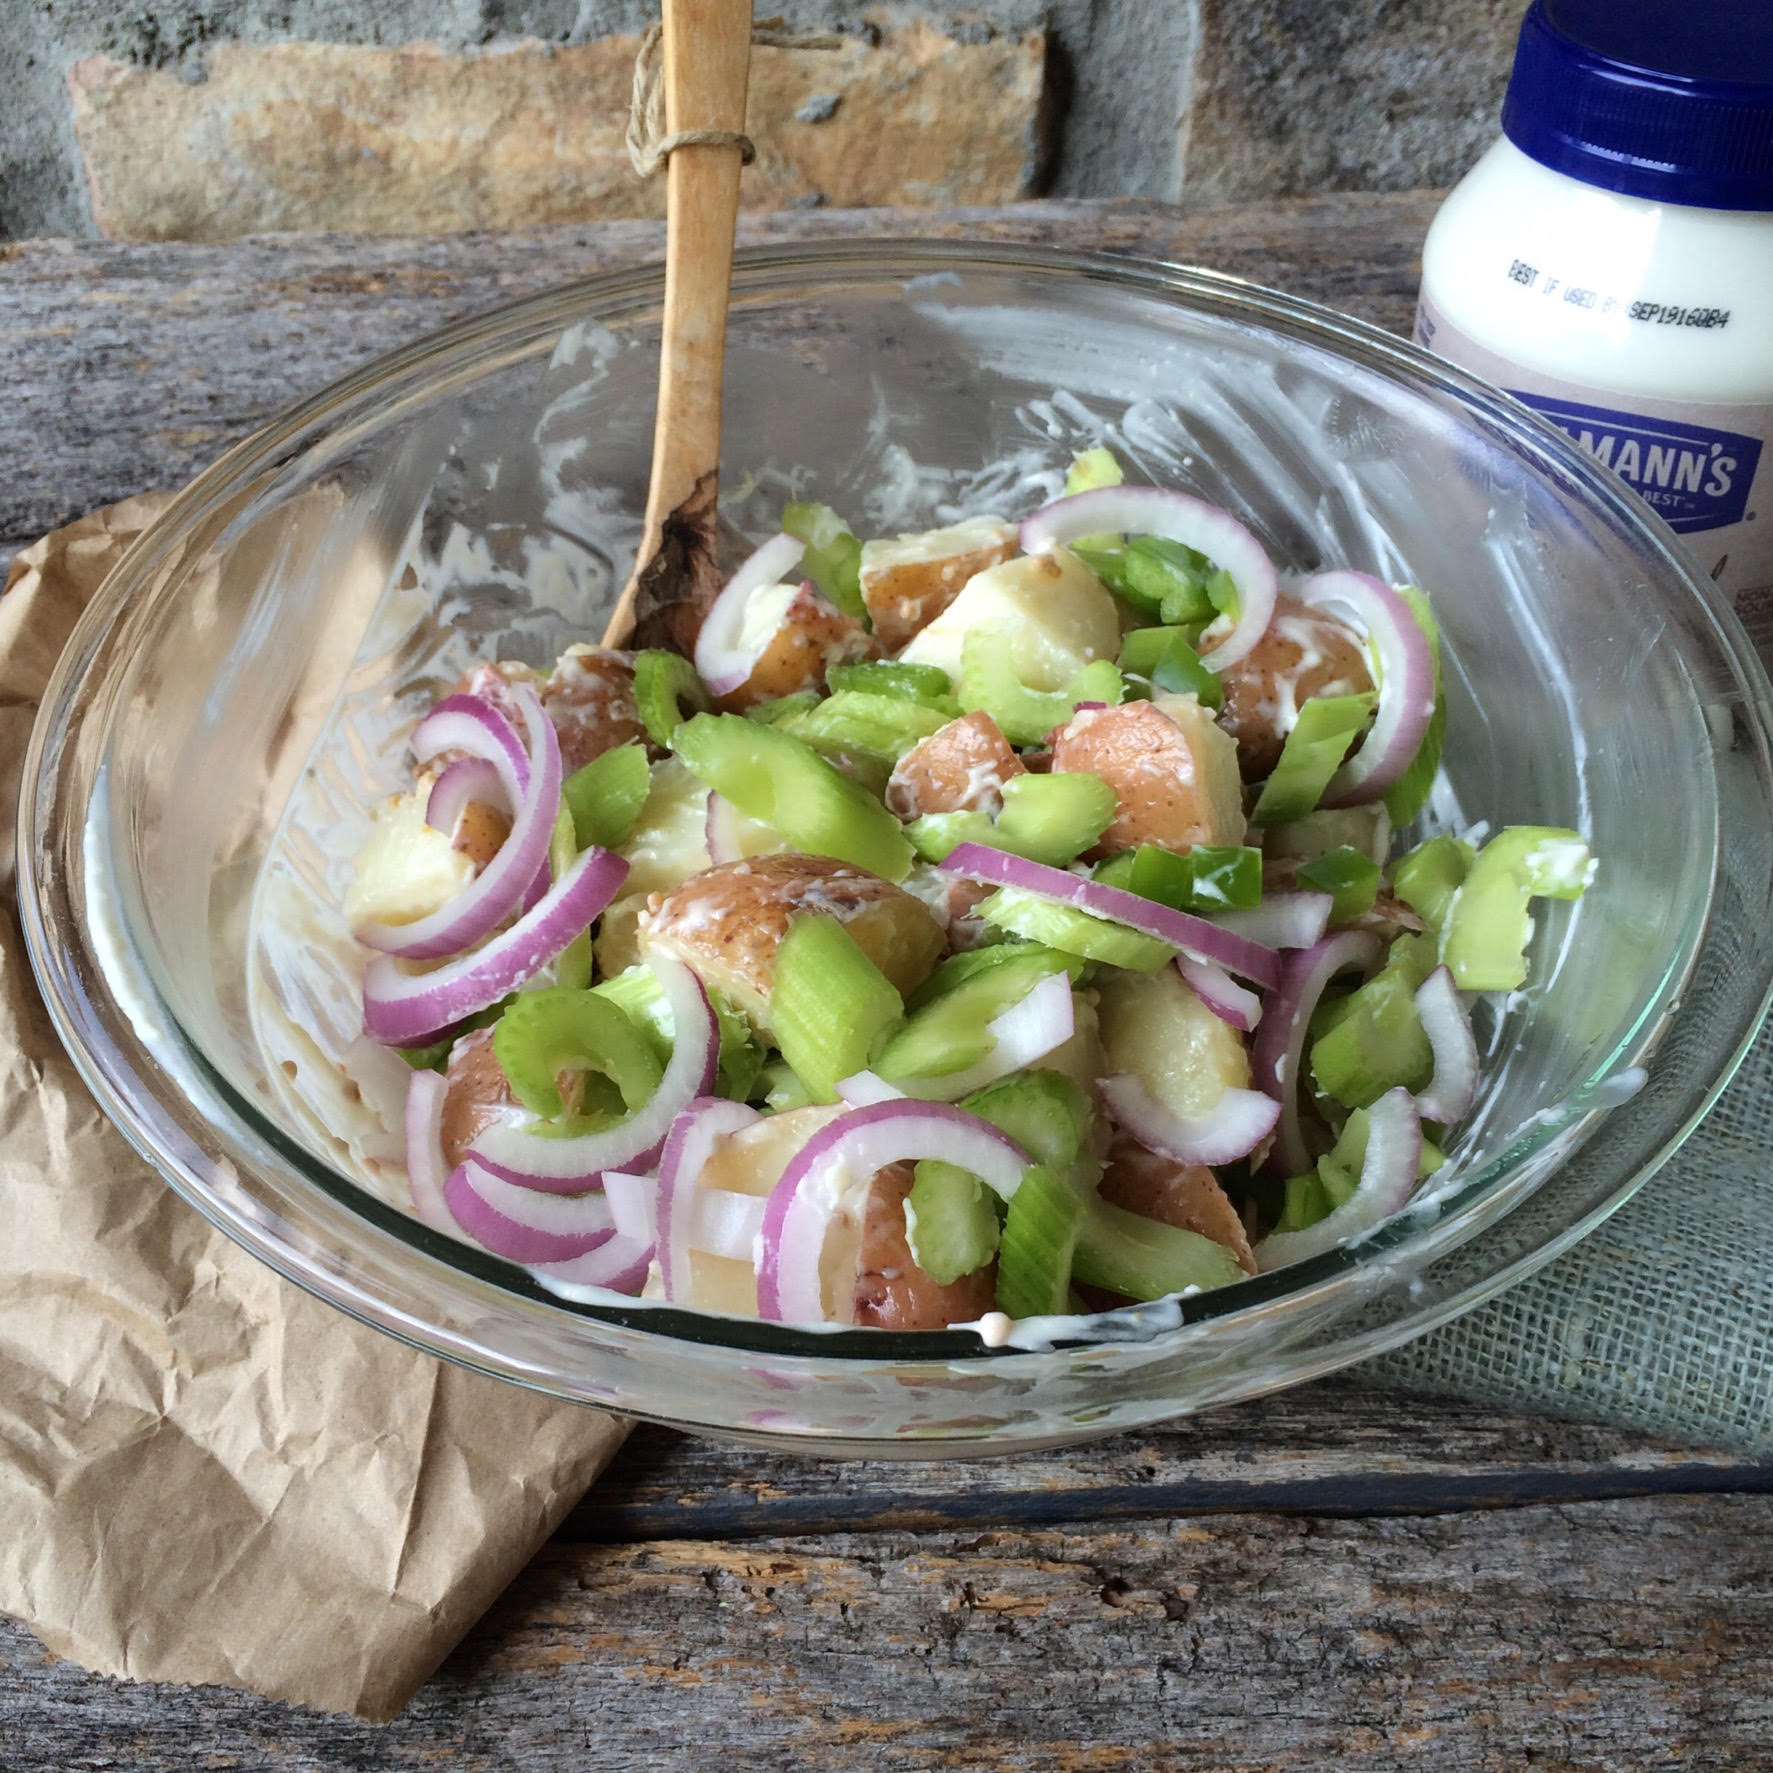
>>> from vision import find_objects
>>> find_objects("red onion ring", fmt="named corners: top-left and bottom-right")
top-left (1019, 486), bottom-right (1279, 671)
top-left (361, 841), bottom-right (629, 1045)
top-left (1205, 892), bottom-right (1332, 953)
top-left (937, 842), bottom-right (1281, 990)
top-left (693, 533), bottom-right (808, 696)
top-left (600, 1170), bottom-right (659, 1247)
top-left (1250, 930), bottom-right (1385, 1177)
top-left (443, 1158), bottom-right (616, 1263)
top-left (411, 692), bottom-right (531, 797)
top-left (1098, 1073), bottom-right (1280, 1166)
top-left (1412, 965), bottom-right (1479, 1124)
top-left (889, 970), bottom-right (1075, 1101)
top-left (358, 683), bottom-right (563, 961)
top-left (1296, 572), bottom-right (1438, 808)
top-left (402, 1069), bottom-right (461, 1236)
top-left (467, 955), bottom-right (718, 1188)
top-left (1253, 1086), bottom-right (1423, 1271)
top-left (1177, 955), bottom-right (1262, 1032)
top-left (756, 1100), bottom-right (1031, 1324)
top-left (531, 1234), bottom-right (653, 1295)
top-left (656, 1097), bottom-right (761, 1303)
top-left (834, 1071), bottom-right (907, 1107)
top-left (426, 757), bottom-right (513, 835)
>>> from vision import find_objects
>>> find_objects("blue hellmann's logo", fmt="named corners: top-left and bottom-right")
top-left (1509, 392), bottom-right (1760, 535)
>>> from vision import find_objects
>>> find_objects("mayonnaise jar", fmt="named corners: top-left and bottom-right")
top-left (1416, 0), bottom-right (1773, 613)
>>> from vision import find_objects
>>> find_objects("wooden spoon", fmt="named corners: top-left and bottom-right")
top-left (602, 0), bottom-right (754, 654)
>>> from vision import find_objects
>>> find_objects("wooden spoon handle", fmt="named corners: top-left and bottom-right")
top-left (602, 0), bottom-right (753, 649)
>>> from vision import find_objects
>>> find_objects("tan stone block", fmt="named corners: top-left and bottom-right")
top-left (68, 26), bottom-right (1048, 243)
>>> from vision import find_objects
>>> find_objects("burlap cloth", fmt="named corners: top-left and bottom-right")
top-left (1, 496), bottom-right (1767, 1721)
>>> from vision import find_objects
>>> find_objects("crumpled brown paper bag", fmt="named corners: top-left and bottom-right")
top-left (0, 497), bottom-right (627, 1721)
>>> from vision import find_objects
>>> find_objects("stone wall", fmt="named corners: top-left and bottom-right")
top-left (0, 2), bottom-right (1530, 240)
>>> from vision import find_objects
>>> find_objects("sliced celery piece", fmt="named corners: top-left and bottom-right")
top-left (781, 500), bottom-right (866, 623)
top-left (632, 650), bottom-right (712, 748)
top-left (1071, 1200), bottom-right (1245, 1300)
top-left (1116, 626), bottom-right (1187, 678)
top-left (1275, 1107), bottom-right (1444, 1234)
top-left (562, 741), bottom-right (651, 852)
top-left (1298, 845), bottom-right (1382, 924)
top-left (1389, 834), bottom-right (1473, 932)
top-left (1309, 939), bottom-right (1436, 1110)
top-left (1441, 825), bottom-right (1594, 992)
top-left (905, 1161), bottom-right (1002, 1284)
top-left (1382, 587), bottom-right (1446, 828)
top-left (1064, 447), bottom-right (1124, 495)
top-left (759, 1058), bottom-right (818, 1113)
top-left (743, 691), bottom-right (823, 727)
top-left (1248, 692), bottom-right (1378, 828)
top-left (545, 805), bottom-right (594, 989)
top-left (977, 887), bottom-right (1174, 971)
top-left (769, 916), bottom-right (905, 1105)
top-left (907, 811), bottom-right (996, 864)
top-left (993, 773), bottom-right (1117, 865)
top-left (782, 689), bottom-right (948, 769)
top-left (1149, 630), bottom-right (1224, 709)
top-left (594, 964), bottom-right (765, 1103)
top-left (1091, 843), bottom-right (1261, 913)
top-left (492, 987), bottom-right (663, 1122)
top-left (826, 660), bottom-right (958, 711)
top-left (995, 1164), bottom-right (1084, 1319)
top-left (961, 1070), bottom-right (1092, 1171)
top-left (672, 712), bottom-right (913, 881)
top-left (904, 944), bottom-right (1082, 1014)
top-left (876, 951), bottom-right (1072, 1084)
top-left (957, 625), bottom-right (1125, 746)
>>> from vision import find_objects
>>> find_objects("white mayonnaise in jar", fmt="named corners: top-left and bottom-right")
top-left (1417, 0), bottom-right (1773, 615)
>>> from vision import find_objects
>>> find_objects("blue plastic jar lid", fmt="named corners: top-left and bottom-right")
top-left (1502, 0), bottom-right (1773, 212)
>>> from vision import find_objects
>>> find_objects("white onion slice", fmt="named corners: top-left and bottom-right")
top-left (1296, 571), bottom-right (1438, 808)
top-left (1254, 1087), bottom-right (1423, 1270)
top-left (889, 970), bottom-right (1075, 1101)
top-left (443, 1159), bottom-right (616, 1263)
top-left (692, 532), bottom-right (808, 695)
top-left (1098, 1073), bottom-right (1280, 1167)
top-left (1205, 892), bottom-right (1332, 952)
top-left (655, 1097), bottom-right (762, 1303)
top-left (1177, 955), bottom-right (1262, 1033)
top-left (756, 1101), bottom-right (1031, 1324)
top-left (693, 1189), bottom-right (768, 1264)
top-left (705, 791), bottom-right (785, 864)
top-left (402, 1068), bottom-right (461, 1236)
top-left (1412, 966), bottom-right (1479, 1124)
top-left (1250, 931), bottom-right (1386, 1178)
top-left (1019, 485), bottom-right (1279, 671)
top-left (360, 842), bottom-right (629, 1046)
top-left (467, 955), bottom-right (718, 1188)
top-left (937, 843), bottom-right (1281, 989)
top-left (600, 1170), bottom-right (659, 1247)
top-left (531, 1234), bottom-right (653, 1296)
top-left (834, 1070), bottom-right (908, 1107)
top-left (358, 684), bottom-right (563, 962)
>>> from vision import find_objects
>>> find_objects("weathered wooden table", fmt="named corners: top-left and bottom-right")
top-left (6, 195), bottom-right (1772, 1768)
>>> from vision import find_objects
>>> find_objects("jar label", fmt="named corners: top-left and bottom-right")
top-left (1416, 295), bottom-right (1772, 603)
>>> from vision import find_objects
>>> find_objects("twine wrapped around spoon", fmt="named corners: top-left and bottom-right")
top-left (626, 18), bottom-right (848, 176)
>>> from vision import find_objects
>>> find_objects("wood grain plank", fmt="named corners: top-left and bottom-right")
top-left (578, 1379), bottom-right (1773, 1542)
top-left (0, 192), bottom-right (1437, 554)
top-left (6, 1494), bottom-right (1769, 1768)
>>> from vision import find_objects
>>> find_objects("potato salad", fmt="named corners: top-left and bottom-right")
top-left (345, 450), bottom-right (1594, 1329)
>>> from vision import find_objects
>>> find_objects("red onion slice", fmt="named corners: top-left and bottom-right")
top-left (468, 955), bottom-right (719, 1189)
top-left (1412, 966), bottom-right (1479, 1124)
top-left (1019, 486), bottom-right (1279, 671)
top-left (938, 843), bottom-right (1281, 989)
top-left (600, 1170), bottom-right (659, 1247)
top-left (693, 532), bottom-right (808, 695)
top-left (1098, 1073), bottom-right (1280, 1166)
top-left (425, 756), bottom-right (513, 834)
top-left (1250, 931), bottom-right (1386, 1177)
top-left (834, 1071), bottom-right (907, 1107)
top-left (756, 1100), bottom-right (1032, 1324)
top-left (402, 1068), bottom-right (461, 1236)
top-left (656, 1097), bottom-right (762, 1303)
top-left (411, 692), bottom-right (531, 798)
top-left (1296, 572), bottom-right (1438, 808)
top-left (1253, 1087), bottom-right (1423, 1271)
top-left (1205, 892), bottom-right (1332, 952)
top-left (891, 970), bottom-right (1075, 1101)
top-left (1177, 955), bottom-right (1262, 1032)
top-left (531, 1234), bottom-right (653, 1296)
top-left (443, 1158), bottom-right (617, 1263)
top-left (358, 683), bottom-right (563, 961)
top-left (361, 841), bottom-right (629, 1046)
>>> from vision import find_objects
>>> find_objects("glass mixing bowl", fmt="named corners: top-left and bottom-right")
top-left (19, 241), bottom-right (1773, 1455)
